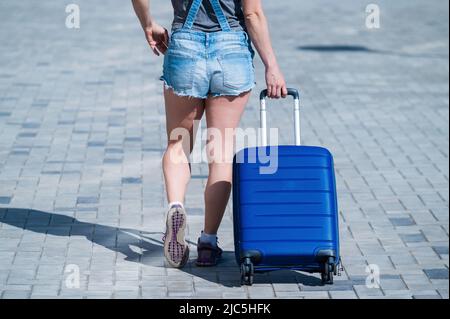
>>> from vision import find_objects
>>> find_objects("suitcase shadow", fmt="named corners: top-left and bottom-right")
top-left (179, 250), bottom-right (324, 287)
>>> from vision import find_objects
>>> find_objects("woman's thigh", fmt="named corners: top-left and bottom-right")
top-left (205, 92), bottom-right (251, 164)
top-left (164, 86), bottom-right (205, 153)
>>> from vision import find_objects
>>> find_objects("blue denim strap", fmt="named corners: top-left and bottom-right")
top-left (182, 0), bottom-right (232, 32)
top-left (183, 0), bottom-right (203, 30)
top-left (208, 0), bottom-right (232, 31)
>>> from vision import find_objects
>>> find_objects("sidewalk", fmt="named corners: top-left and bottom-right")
top-left (0, 0), bottom-right (448, 299)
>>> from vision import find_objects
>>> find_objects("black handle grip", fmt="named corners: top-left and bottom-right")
top-left (260, 88), bottom-right (300, 100)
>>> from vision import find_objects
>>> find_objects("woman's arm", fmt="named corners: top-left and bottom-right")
top-left (242, 0), bottom-right (287, 98)
top-left (131, 0), bottom-right (169, 56)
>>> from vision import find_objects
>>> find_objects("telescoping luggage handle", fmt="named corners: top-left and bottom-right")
top-left (260, 88), bottom-right (301, 147)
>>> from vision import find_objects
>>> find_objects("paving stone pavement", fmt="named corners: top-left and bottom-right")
top-left (0, 0), bottom-right (448, 299)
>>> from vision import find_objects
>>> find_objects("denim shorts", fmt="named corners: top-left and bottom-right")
top-left (161, 30), bottom-right (255, 99)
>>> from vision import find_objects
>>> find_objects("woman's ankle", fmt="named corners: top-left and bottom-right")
top-left (168, 201), bottom-right (184, 209)
top-left (199, 231), bottom-right (218, 247)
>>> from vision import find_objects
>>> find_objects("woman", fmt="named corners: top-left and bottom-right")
top-left (132, 0), bottom-right (287, 268)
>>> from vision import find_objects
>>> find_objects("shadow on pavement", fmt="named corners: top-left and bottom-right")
top-left (0, 208), bottom-right (164, 263)
top-left (299, 44), bottom-right (377, 53)
top-left (0, 208), bottom-right (323, 287)
top-left (179, 252), bottom-right (323, 288)
top-left (298, 44), bottom-right (448, 59)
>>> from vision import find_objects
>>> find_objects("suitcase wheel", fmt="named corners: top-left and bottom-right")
top-left (321, 257), bottom-right (335, 285)
top-left (240, 258), bottom-right (254, 286)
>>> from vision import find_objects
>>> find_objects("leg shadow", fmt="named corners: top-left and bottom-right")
top-left (0, 208), bottom-right (164, 263)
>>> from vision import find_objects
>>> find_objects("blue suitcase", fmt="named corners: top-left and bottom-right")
top-left (233, 89), bottom-right (341, 286)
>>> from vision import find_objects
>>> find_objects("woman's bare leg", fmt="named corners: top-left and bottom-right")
top-left (203, 92), bottom-right (251, 235)
top-left (163, 87), bottom-right (205, 204)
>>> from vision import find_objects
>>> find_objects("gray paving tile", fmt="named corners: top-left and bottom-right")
top-left (432, 246), bottom-right (449, 256)
top-left (122, 177), bottom-right (142, 184)
top-left (400, 233), bottom-right (427, 244)
top-left (389, 217), bottom-right (416, 227)
top-left (76, 197), bottom-right (99, 205)
top-left (0, 197), bottom-right (12, 204)
top-left (424, 269), bottom-right (449, 280)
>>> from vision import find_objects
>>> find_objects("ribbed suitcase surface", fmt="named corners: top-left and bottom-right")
top-left (233, 145), bottom-right (340, 271)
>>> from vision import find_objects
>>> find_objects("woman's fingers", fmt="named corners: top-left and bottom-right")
top-left (156, 42), bottom-right (167, 54)
top-left (146, 35), bottom-right (160, 56)
top-left (146, 30), bottom-right (169, 56)
top-left (281, 85), bottom-right (288, 98)
top-left (271, 85), bottom-right (277, 98)
top-left (275, 85), bottom-right (282, 99)
top-left (267, 84), bottom-right (284, 99)
top-left (269, 85), bottom-right (275, 98)
top-left (150, 43), bottom-right (160, 56)
top-left (156, 28), bottom-right (170, 55)
top-left (265, 67), bottom-right (288, 99)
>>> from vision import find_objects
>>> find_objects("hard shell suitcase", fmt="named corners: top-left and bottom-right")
top-left (233, 89), bottom-right (341, 286)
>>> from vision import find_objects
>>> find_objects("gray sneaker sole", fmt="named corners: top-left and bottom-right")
top-left (164, 208), bottom-right (189, 268)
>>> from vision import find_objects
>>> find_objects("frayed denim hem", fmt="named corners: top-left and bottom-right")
top-left (160, 78), bottom-right (208, 99)
top-left (209, 83), bottom-right (256, 98)
top-left (161, 77), bottom-right (256, 100)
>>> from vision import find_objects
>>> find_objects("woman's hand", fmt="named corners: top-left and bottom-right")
top-left (144, 22), bottom-right (169, 56)
top-left (242, 0), bottom-right (288, 99)
top-left (265, 64), bottom-right (288, 98)
top-left (131, 0), bottom-right (168, 56)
